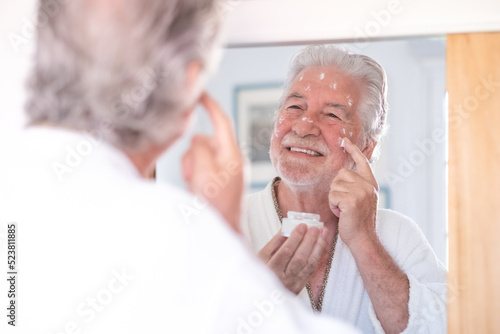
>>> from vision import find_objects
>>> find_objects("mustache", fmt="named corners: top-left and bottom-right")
top-left (281, 132), bottom-right (331, 155)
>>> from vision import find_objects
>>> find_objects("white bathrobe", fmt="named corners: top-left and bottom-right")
top-left (242, 181), bottom-right (447, 334)
top-left (0, 127), bottom-right (359, 334)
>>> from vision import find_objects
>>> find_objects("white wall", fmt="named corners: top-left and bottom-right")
top-left (0, 1), bottom-right (37, 154)
top-left (224, 0), bottom-right (500, 47)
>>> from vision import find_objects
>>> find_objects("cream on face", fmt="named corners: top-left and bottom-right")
top-left (270, 65), bottom-right (364, 186)
top-left (346, 94), bottom-right (353, 107)
top-left (338, 137), bottom-right (347, 153)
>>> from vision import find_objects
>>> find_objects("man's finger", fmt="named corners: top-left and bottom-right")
top-left (332, 168), bottom-right (364, 184)
top-left (267, 224), bottom-right (307, 273)
top-left (181, 150), bottom-right (193, 184)
top-left (329, 190), bottom-right (349, 218)
top-left (330, 178), bottom-right (363, 194)
top-left (342, 137), bottom-right (376, 184)
top-left (258, 230), bottom-right (288, 262)
top-left (284, 226), bottom-right (321, 276)
top-left (182, 136), bottom-right (217, 195)
top-left (199, 92), bottom-right (237, 149)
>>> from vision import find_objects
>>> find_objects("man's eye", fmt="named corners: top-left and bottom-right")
top-left (327, 113), bottom-right (340, 119)
top-left (287, 105), bottom-right (301, 110)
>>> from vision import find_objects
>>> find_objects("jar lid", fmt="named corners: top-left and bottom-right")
top-left (281, 211), bottom-right (324, 237)
top-left (287, 211), bottom-right (320, 223)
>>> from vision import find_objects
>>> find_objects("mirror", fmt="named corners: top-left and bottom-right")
top-left (157, 37), bottom-right (447, 267)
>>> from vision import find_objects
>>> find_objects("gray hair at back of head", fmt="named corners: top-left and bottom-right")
top-left (26, 0), bottom-right (224, 151)
top-left (279, 45), bottom-right (389, 162)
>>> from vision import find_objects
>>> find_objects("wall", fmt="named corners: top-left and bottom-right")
top-left (0, 1), bottom-right (37, 154)
top-left (224, 0), bottom-right (500, 47)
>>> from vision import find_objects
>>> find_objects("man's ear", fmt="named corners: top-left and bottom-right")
top-left (185, 60), bottom-right (202, 95)
top-left (175, 61), bottom-right (202, 132)
top-left (362, 139), bottom-right (377, 161)
top-left (155, 61), bottom-right (203, 150)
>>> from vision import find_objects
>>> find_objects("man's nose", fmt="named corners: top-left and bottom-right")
top-left (291, 112), bottom-right (320, 137)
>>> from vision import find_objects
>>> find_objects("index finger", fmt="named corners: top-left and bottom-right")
top-left (199, 92), bottom-right (237, 147)
top-left (267, 224), bottom-right (308, 272)
top-left (258, 230), bottom-right (288, 262)
top-left (342, 137), bottom-right (376, 183)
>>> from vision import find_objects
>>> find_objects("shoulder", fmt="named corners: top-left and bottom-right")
top-left (376, 208), bottom-right (423, 236)
top-left (128, 180), bottom-right (228, 231)
top-left (375, 209), bottom-right (443, 269)
top-left (245, 185), bottom-right (271, 207)
top-left (243, 184), bottom-right (274, 224)
top-left (376, 208), bottom-right (430, 253)
top-left (241, 183), bottom-right (281, 251)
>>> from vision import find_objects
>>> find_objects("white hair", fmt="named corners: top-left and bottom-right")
top-left (279, 45), bottom-right (389, 161)
top-left (26, 0), bottom-right (224, 151)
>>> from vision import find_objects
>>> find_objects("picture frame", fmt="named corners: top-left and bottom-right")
top-left (378, 185), bottom-right (391, 209)
top-left (234, 83), bottom-right (283, 189)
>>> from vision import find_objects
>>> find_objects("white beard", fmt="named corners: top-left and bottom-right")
top-left (272, 151), bottom-right (356, 192)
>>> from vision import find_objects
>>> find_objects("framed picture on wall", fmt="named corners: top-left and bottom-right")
top-left (378, 185), bottom-right (391, 209)
top-left (234, 83), bottom-right (283, 188)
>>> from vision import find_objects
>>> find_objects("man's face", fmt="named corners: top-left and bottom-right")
top-left (270, 65), bottom-right (366, 189)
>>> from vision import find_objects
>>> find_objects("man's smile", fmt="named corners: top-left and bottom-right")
top-left (286, 146), bottom-right (324, 156)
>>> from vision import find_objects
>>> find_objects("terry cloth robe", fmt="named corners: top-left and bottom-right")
top-left (0, 127), bottom-right (361, 334)
top-left (242, 181), bottom-right (447, 334)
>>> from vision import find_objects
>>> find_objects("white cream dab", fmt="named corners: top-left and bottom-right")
top-left (345, 94), bottom-right (353, 107)
top-left (343, 128), bottom-right (346, 135)
top-left (338, 137), bottom-right (346, 153)
top-left (349, 131), bottom-right (353, 137)
top-left (274, 128), bottom-right (280, 138)
top-left (278, 116), bottom-right (285, 124)
top-left (302, 117), bottom-right (313, 123)
top-left (305, 84), bottom-right (311, 92)
top-left (319, 73), bottom-right (325, 80)
top-left (299, 75), bottom-right (303, 81)
top-left (330, 82), bottom-right (337, 90)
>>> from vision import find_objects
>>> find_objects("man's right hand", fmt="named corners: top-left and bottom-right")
top-left (258, 225), bottom-right (328, 294)
top-left (182, 92), bottom-right (244, 234)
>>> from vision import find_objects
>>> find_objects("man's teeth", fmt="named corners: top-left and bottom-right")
top-left (290, 147), bottom-right (321, 156)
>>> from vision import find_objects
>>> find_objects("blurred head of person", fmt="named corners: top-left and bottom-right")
top-left (26, 0), bottom-right (225, 156)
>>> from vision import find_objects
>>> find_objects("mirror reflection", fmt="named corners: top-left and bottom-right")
top-left (159, 38), bottom-right (447, 263)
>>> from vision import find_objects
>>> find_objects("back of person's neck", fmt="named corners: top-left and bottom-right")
top-left (125, 144), bottom-right (168, 179)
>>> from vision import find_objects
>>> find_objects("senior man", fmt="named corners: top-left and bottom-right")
top-left (242, 45), bottom-right (447, 334)
top-left (0, 2), bottom-right (360, 334)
